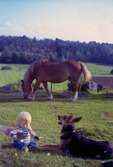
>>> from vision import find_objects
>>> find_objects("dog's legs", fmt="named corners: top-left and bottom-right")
top-left (101, 160), bottom-right (113, 167)
top-left (2, 143), bottom-right (14, 149)
top-left (39, 144), bottom-right (63, 154)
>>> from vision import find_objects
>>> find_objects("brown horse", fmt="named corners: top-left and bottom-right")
top-left (21, 60), bottom-right (92, 101)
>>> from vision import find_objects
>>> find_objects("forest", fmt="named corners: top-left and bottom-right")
top-left (0, 35), bottom-right (113, 65)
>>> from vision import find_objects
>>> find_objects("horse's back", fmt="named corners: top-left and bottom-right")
top-left (30, 60), bottom-right (82, 83)
top-left (37, 61), bottom-right (69, 82)
top-left (67, 60), bottom-right (82, 70)
top-left (38, 60), bottom-right (81, 71)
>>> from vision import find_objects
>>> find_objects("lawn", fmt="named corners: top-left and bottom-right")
top-left (0, 64), bottom-right (28, 86)
top-left (86, 63), bottom-right (113, 75)
top-left (0, 63), bottom-right (113, 167)
top-left (0, 93), bottom-right (113, 167)
top-left (0, 62), bottom-right (112, 87)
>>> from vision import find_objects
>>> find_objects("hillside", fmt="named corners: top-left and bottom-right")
top-left (0, 36), bottom-right (113, 65)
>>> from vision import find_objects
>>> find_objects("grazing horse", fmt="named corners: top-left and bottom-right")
top-left (21, 60), bottom-right (92, 101)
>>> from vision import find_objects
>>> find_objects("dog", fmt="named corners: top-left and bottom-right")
top-left (58, 115), bottom-right (113, 159)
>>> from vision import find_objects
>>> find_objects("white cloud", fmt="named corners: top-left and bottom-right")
top-left (0, 21), bottom-right (12, 28)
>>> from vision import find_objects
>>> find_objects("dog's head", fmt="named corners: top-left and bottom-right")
top-left (58, 115), bottom-right (82, 126)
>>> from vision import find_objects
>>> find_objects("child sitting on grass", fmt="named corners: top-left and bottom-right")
top-left (0, 111), bottom-right (40, 152)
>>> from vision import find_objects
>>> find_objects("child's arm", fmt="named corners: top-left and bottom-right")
top-left (33, 134), bottom-right (44, 140)
top-left (34, 135), bottom-right (39, 140)
top-left (31, 130), bottom-right (39, 140)
top-left (9, 129), bottom-right (21, 138)
top-left (0, 125), bottom-right (13, 136)
top-left (30, 129), bottom-right (41, 140)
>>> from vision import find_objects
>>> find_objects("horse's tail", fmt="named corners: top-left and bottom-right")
top-left (80, 63), bottom-right (92, 81)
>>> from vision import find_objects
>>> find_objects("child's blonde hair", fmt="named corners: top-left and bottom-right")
top-left (16, 111), bottom-right (32, 128)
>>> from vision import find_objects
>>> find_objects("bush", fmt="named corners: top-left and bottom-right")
top-left (110, 69), bottom-right (113, 74)
top-left (1, 65), bottom-right (12, 70)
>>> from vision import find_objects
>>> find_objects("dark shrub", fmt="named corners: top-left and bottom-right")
top-left (110, 69), bottom-right (113, 74)
top-left (1, 65), bottom-right (12, 70)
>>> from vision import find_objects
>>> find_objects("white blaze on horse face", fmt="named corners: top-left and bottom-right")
top-left (22, 88), bottom-right (32, 99)
top-left (24, 84), bottom-right (33, 99)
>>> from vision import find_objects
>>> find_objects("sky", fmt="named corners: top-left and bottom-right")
top-left (0, 0), bottom-right (113, 43)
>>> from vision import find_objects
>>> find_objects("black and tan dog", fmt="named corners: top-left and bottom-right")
top-left (58, 115), bottom-right (113, 159)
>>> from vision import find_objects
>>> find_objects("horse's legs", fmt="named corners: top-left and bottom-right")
top-left (31, 81), bottom-right (41, 100)
top-left (73, 85), bottom-right (80, 102)
top-left (71, 82), bottom-right (80, 102)
top-left (43, 82), bottom-right (53, 100)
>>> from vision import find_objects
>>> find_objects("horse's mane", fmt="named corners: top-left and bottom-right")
top-left (24, 63), bottom-right (35, 83)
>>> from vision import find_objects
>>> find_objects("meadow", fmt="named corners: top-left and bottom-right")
top-left (0, 63), bottom-right (113, 167)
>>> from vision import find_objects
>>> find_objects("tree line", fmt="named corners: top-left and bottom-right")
top-left (0, 35), bottom-right (113, 65)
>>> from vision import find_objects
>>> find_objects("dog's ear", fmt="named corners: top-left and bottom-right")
top-left (58, 115), bottom-right (62, 125)
top-left (58, 115), bottom-right (67, 121)
top-left (72, 116), bottom-right (82, 123)
top-left (68, 115), bottom-right (73, 120)
top-left (66, 115), bottom-right (73, 122)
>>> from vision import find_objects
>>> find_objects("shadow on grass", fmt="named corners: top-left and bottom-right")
top-left (0, 91), bottom-right (113, 103)
top-left (1, 144), bottom-right (112, 167)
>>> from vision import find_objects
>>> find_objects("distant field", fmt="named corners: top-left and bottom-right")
top-left (86, 63), bottom-right (113, 75)
top-left (0, 64), bottom-right (28, 86)
top-left (0, 63), bottom-right (112, 89)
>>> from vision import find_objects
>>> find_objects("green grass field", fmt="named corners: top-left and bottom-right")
top-left (0, 64), bottom-right (28, 86)
top-left (86, 63), bottom-right (113, 75)
top-left (0, 63), bottom-right (113, 167)
top-left (0, 63), bottom-right (112, 90)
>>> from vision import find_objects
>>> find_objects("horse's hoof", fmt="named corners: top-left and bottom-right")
top-left (47, 97), bottom-right (53, 101)
top-left (70, 98), bottom-right (77, 102)
top-left (31, 97), bottom-right (36, 101)
top-left (27, 96), bottom-right (35, 101)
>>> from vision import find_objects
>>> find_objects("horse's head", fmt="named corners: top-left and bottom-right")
top-left (20, 80), bottom-right (33, 99)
